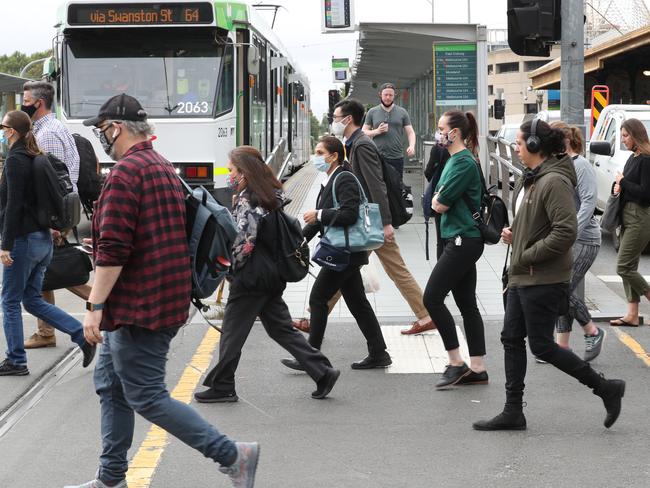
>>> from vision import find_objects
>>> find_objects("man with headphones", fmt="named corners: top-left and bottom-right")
top-left (473, 118), bottom-right (626, 432)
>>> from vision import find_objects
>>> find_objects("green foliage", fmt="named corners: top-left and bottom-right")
top-left (0, 49), bottom-right (52, 80)
top-left (319, 114), bottom-right (329, 135)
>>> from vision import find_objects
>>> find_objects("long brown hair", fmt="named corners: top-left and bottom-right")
top-left (443, 110), bottom-right (479, 156)
top-left (229, 146), bottom-right (282, 211)
top-left (4, 110), bottom-right (42, 157)
top-left (621, 118), bottom-right (650, 156)
top-left (551, 121), bottom-right (584, 154)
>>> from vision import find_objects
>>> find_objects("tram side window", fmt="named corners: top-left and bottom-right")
top-left (216, 43), bottom-right (234, 115)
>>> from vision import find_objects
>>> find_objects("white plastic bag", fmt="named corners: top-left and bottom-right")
top-left (361, 255), bottom-right (381, 293)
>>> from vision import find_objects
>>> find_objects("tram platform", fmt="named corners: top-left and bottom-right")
top-left (0, 162), bottom-right (630, 423)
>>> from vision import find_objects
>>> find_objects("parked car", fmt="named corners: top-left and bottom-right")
top-left (588, 104), bottom-right (650, 250)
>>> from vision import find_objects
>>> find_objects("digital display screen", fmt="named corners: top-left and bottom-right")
top-left (67, 3), bottom-right (214, 26)
top-left (324, 0), bottom-right (350, 28)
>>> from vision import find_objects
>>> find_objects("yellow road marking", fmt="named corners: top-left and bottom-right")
top-left (126, 327), bottom-right (221, 488)
top-left (611, 327), bottom-right (650, 367)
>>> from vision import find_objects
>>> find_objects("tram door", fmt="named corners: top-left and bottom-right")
top-left (248, 34), bottom-right (267, 157)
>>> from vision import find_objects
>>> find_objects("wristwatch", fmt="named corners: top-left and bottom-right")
top-left (86, 302), bottom-right (105, 312)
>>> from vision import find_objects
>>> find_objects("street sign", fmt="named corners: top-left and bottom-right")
top-left (331, 58), bottom-right (350, 83)
top-left (321, 0), bottom-right (355, 33)
top-left (590, 85), bottom-right (609, 136)
top-left (433, 43), bottom-right (477, 107)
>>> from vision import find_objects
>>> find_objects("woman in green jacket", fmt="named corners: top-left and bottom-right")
top-left (473, 119), bottom-right (625, 431)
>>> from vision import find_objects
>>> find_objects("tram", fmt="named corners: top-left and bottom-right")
top-left (47, 1), bottom-right (311, 204)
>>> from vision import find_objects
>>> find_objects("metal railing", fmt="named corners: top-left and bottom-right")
top-left (265, 138), bottom-right (289, 180)
top-left (486, 135), bottom-right (525, 211)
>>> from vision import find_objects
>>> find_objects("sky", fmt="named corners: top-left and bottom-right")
top-left (2, 0), bottom-right (508, 117)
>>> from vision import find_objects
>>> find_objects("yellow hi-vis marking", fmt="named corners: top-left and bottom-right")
top-left (594, 91), bottom-right (608, 108)
top-left (611, 327), bottom-right (650, 368)
top-left (126, 327), bottom-right (221, 488)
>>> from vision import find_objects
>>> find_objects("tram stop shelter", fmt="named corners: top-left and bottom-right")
top-left (348, 22), bottom-right (489, 172)
top-left (0, 72), bottom-right (31, 163)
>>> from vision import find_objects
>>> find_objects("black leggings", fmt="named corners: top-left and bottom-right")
top-left (423, 237), bottom-right (485, 356)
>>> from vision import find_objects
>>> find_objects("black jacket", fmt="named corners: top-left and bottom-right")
top-left (348, 132), bottom-right (392, 225)
top-left (424, 144), bottom-right (450, 183)
top-left (303, 166), bottom-right (369, 268)
top-left (0, 139), bottom-right (43, 250)
top-left (620, 154), bottom-right (650, 207)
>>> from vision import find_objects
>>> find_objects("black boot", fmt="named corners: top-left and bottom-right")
top-left (593, 375), bottom-right (626, 428)
top-left (473, 403), bottom-right (527, 431)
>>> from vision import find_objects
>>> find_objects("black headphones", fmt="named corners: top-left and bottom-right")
top-left (526, 118), bottom-right (541, 153)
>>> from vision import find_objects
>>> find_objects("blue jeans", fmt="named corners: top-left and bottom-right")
top-left (94, 325), bottom-right (237, 485)
top-left (2, 230), bottom-right (84, 366)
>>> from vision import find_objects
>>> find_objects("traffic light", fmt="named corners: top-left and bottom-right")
top-left (507, 0), bottom-right (561, 57)
top-left (327, 89), bottom-right (341, 124)
top-left (494, 99), bottom-right (505, 120)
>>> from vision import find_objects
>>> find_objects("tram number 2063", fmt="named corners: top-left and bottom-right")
top-left (177, 101), bottom-right (210, 114)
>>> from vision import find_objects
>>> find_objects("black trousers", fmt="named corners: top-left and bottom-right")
top-left (203, 290), bottom-right (332, 394)
top-left (309, 264), bottom-right (387, 358)
top-left (423, 237), bottom-right (485, 356)
top-left (502, 284), bottom-right (602, 405)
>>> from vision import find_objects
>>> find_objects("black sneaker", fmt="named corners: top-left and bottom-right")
top-left (457, 370), bottom-right (489, 385)
top-left (350, 354), bottom-right (392, 370)
top-left (311, 368), bottom-right (341, 399)
top-left (435, 363), bottom-right (470, 389)
top-left (473, 411), bottom-right (527, 431)
top-left (584, 328), bottom-right (606, 362)
top-left (0, 359), bottom-right (29, 376)
top-left (194, 388), bottom-right (239, 403)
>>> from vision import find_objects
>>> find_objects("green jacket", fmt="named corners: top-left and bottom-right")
top-left (435, 149), bottom-right (482, 239)
top-left (509, 155), bottom-right (577, 287)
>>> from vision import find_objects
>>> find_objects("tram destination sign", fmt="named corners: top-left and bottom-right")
top-left (433, 43), bottom-right (477, 106)
top-left (67, 3), bottom-right (214, 26)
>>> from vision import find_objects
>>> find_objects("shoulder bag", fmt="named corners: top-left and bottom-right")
top-left (600, 193), bottom-right (622, 234)
top-left (322, 172), bottom-right (384, 253)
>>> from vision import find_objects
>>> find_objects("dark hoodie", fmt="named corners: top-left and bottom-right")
top-left (509, 154), bottom-right (578, 287)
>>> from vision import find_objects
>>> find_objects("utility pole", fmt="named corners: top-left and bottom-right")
top-left (560, 0), bottom-right (585, 131)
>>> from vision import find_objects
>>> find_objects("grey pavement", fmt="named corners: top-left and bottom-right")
top-left (1, 167), bottom-right (650, 487)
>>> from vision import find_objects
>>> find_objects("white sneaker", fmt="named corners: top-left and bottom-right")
top-left (219, 442), bottom-right (260, 488)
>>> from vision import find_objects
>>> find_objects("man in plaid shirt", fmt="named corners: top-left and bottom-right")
top-left (22, 81), bottom-right (84, 349)
top-left (65, 94), bottom-right (259, 488)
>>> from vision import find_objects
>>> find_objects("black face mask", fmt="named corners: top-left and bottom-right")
top-left (381, 100), bottom-right (394, 108)
top-left (21, 102), bottom-right (38, 118)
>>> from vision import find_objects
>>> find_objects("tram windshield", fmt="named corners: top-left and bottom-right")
top-left (63, 29), bottom-right (232, 119)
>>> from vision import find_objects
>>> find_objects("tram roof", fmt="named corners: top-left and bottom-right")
top-left (349, 22), bottom-right (480, 103)
top-left (0, 72), bottom-right (31, 93)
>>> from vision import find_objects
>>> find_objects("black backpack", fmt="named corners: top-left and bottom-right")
top-left (32, 153), bottom-right (81, 231)
top-left (272, 207), bottom-right (310, 283)
top-left (72, 133), bottom-right (102, 216)
top-left (462, 166), bottom-right (509, 245)
top-left (180, 179), bottom-right (238, 309)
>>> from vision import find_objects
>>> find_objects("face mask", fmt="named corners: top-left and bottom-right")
top-left (226, 173), bottom-right (239, 190)
top-left (311, 155), bottom-right (330, 172)
top-left (331, 119), bottom-right (347, 137)
top-left (0, 130), bottom-right (8, 145)
top-left (21, 103), bottom-right (38, 118)
top-left (100, 127), bottom-right (120, 159)
top-left (435, 129), bottom-right (455, 148)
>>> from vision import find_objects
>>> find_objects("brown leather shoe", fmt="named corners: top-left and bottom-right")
top-left (24, 333), bottom-right (56, 349)
top-left (292, 318), bottom-right (310, 333)
top-left (400, 320), bottom-right (436, 335)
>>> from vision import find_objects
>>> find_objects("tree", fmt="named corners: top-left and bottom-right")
top-left (309, 110), bottom-right (320, 143)
top-left (320, 115), bottom-right (329, 135)
top-left (0, 49), bottom-right (52, 80)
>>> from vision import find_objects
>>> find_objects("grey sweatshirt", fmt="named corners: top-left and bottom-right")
top-left (573, 155), bottom-right (602, 245)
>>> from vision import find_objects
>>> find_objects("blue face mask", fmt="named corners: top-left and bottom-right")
top-left (311, 154), bottom-right (330, 172)
top-left (0, 132), bottom-right (8, 145)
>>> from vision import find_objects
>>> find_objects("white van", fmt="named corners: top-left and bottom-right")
top-left (588, 105), bottom-right (650, 212)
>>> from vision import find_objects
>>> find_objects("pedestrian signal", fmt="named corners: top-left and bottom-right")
top-left (494, 99), bottom-right (506, 120)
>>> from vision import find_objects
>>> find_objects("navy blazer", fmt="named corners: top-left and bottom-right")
top-left (303, 166), bottom-right (369, 267)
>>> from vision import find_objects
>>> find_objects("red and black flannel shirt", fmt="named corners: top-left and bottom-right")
top-left (92, 140), bottom-right (191, 331)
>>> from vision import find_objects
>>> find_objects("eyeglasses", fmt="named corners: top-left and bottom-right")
top-left (92, 125), bottom-right (112, 139)
top-left (332, 114), bottom-right (347, 121)
top-left (0, 124), bottom-right (12, 130)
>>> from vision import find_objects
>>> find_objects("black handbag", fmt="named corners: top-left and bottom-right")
top-left (600, 193), bottom-right (622, 233)
top-left (42, 240), bottom-right (93, 291)
top-left (312, 238), bottom-right (350, 272)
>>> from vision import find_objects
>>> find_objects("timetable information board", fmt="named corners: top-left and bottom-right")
top-left (433, 43), bottom-right (477, 106)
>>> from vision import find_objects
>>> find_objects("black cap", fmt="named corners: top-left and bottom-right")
top-left (379, 83), bottom-right (396, 92)
top-left (83, 93), bottom-right (148, 127)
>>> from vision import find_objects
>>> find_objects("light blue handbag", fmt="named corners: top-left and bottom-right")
top-left (322, 172), bottom-right (384, 252)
